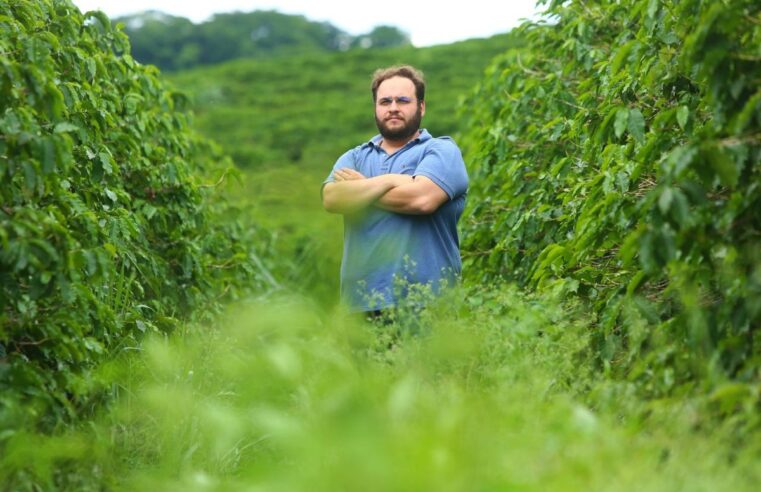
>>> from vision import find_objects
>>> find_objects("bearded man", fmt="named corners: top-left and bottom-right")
top-left (322, 65), bottom-right (469, 314)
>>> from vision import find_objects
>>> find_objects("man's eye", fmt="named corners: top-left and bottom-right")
top-left (378, 97), bottom-right (413, 106)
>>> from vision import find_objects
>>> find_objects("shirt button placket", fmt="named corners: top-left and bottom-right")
top-left (380, 152), bottom-right (389, 174)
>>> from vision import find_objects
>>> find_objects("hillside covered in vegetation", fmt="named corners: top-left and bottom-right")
top-left (114, 10), bottom-right (411, 71)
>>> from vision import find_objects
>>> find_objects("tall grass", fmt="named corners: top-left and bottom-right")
top-left (3, 286), bottom-right (759, 490)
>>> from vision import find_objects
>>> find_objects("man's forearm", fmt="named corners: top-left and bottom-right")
top-left (375, 176), bottom-right (449, 215)
top-left (375, 183), bottom-right (434, 215)
top-left (322, 175), bottom-right (410, 214)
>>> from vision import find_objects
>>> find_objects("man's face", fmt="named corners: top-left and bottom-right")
top-left (374, 76), bottom-right (425, 142)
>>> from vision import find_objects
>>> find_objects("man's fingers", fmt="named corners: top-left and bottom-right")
top-left (343, 169), bottom-right (366, 180)
top-left (334, 168), bottom-right (366, 181)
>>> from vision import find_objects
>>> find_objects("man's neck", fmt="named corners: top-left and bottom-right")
top-left (380, 130), bottom-right (420, 155)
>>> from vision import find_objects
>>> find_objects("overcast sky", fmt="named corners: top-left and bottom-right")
top-left (70, 0), bottom-right (543, 47)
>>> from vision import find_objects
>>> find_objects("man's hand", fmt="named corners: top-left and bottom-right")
top-left (334, 168), bottom-right (366, 181)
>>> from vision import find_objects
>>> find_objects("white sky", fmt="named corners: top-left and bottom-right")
top-left (70, 0), bottom-right (543, 47)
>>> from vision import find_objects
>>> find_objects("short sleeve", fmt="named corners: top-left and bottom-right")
top-left (413, 138), bottom-right (469, 200)
top-left (323, 148), bottom-right (358, 187)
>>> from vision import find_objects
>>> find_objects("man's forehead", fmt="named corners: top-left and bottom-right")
top-left (377, 76), bottom-right (415, 96)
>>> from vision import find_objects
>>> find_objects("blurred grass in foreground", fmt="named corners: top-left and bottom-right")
top-left (225, 165), bottom-right (344, 307)
top-left (3, 286), bottom-right (759, 490)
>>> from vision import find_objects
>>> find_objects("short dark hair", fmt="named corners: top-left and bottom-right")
top-left (371, 65), bottom-right (425, 102)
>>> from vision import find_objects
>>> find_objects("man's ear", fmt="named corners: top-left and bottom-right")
top-left (420, 100), bottom-right (426, 118)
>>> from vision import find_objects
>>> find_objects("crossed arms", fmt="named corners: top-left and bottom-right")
top-left (322, 168), bottom-right (449, 215)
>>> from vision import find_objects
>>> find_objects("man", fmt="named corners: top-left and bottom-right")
top-left (322, 65), bottom-right (468, 313)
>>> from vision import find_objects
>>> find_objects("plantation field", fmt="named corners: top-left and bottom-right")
top-left (1, 0), bottom-right (759, 490)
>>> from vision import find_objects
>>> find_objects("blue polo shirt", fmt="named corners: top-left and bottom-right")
top-left (324, 129), bottom-right (469, 312)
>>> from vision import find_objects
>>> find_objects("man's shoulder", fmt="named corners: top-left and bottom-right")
top-left (339, 141), bottom-right (371, 159)
top-left (432, 135), bottom-right (459, 145)
top-left (339, 136), bottom-right (380, 158)
top-left (419, 130), bottom-right (460, 148)
top-left (360, 134), bottom-right (383, 149)
top-left (421, 135), bottom-right (464, 157)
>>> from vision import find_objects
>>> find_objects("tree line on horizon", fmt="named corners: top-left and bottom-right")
top-left (114, 9), bottom-right (412, 71)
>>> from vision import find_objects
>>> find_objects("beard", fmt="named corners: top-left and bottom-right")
top-left (375, 105), bottom-right (423, 141)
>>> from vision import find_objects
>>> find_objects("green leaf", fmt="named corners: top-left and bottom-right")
top-left (54, 122), bottom-right (79, 133)
top-left (143, 204), bottom-right (158, 220)
top-left (83, 337), bottom-right (105, 354)
top-left (38, 137), bottom-right (56, 174)
top-left (658, 187), bottom-right (673, 215)
top-left (676, 106), bottom-right (689, 130)
top-left (84, 10), bottom-right (112, 33)
top-left (646, 0), bottom-right (659, 18)
top-left (627, 109), bottom-right (645, 142)
top-left (626, 271), bottom-right (646, 297)
top-left (595, 107), bottom-right (619, 144)
top-left (40, 271), bottom-right (53, 285)
top-left (46, 81), bottom-right (65, 120)
top-left (731, 90), bottom-right (761, 134)
top-left (86, 58), bottom-right (96, 80)
top-left (23, 161), bottom-right (37, 191)
top-left (124, 93), bottom-right (144, 115)
top-left (103, 243), bottom-right (117, 257)
top-left (670, 188), bottom-right (690, 227)
top-left (85, 250), bottom-right (97, 276)
top-left (611, 41), bottom-right (635, 75)
top-left (614, 108), bottom-right (629, 138)
top-left (54, 133), bottom-right (74, 170)
top-left (99, 152), bottom-right (114, 175)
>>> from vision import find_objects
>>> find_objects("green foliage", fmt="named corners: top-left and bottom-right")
top-left (0, 0), bottom-right (273, 431)
top-left (352, 25), bottom-right (411, 49)
top-left (117, 10), bottom-right (411, 71)
top-left (2, 2), bottom-right (760, 487)
top-left (3, 287), bottom-right (760, 490)
top-left (461, 0), bottom-right (761, 399)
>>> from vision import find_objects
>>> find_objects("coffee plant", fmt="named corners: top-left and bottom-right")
top-left (0, 0), bottom-right (274, 431)
top-left (462, 0), bottom-right (760, 402)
